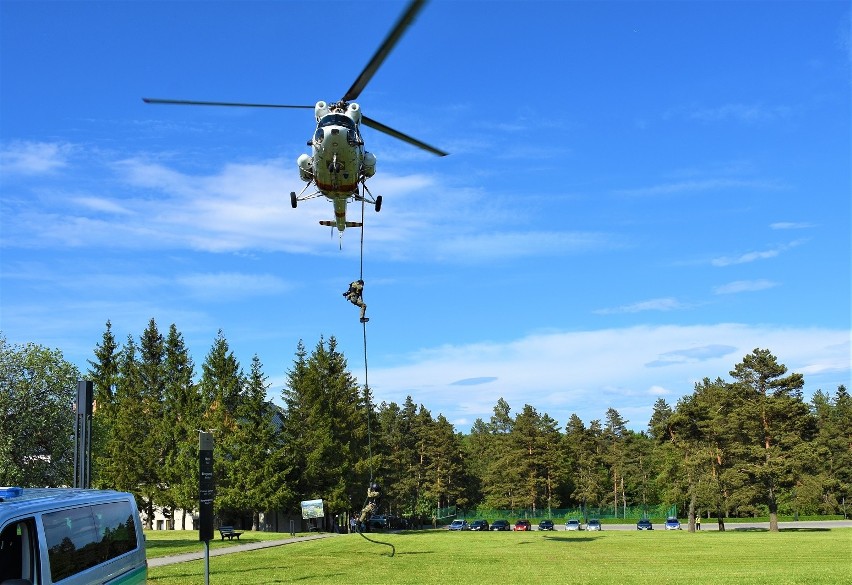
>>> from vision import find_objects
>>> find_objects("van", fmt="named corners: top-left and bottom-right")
top-left (0, 487), bottom-right (147, 585)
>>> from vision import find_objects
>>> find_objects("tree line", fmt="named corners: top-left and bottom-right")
top-left (1, 323), bottom-right (849, 532)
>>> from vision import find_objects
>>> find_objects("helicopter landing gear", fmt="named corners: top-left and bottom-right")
top-left (375, 195), bottom-right (382, 212)
top-left (290, 192), bottom-right (298, 208)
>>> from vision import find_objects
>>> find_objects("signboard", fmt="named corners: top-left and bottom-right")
top-left (300, 499), bottom-right (324, 519)
top-left (199, 432), bottom-right (214, 542)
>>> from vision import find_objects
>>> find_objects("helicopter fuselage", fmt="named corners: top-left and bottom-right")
top-left (297, 101), bottom-right (377, 231)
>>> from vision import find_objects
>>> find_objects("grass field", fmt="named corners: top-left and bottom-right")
top-left (146, 528), bottom-right (851, 585)
top-left (144, 529), bottom-right (305, 558)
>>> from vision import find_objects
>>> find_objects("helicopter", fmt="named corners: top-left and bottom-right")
top-left (143, 0), bottom-right (446, 237)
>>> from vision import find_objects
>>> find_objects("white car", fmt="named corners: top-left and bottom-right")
top-left (448, 519), bottom-right (469, 531)
top-left (565, 519), bottom-right (581, 531)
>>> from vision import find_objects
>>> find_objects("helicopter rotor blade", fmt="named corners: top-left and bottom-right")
top-left (341, 0), bottom-right (427, 103)
top-left (143, 98), bottom-right (314, 110)
top-left (362, 115), bottom-right (447, 157)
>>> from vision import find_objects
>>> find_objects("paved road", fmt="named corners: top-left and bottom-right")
top-left (542, 520), bottom-right (852, 532)
top-left (147, 533), bottom-right (337, 567)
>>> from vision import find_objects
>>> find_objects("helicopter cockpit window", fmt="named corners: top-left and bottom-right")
top-left (347, 129), bottom-right (362, 146)
top-left (319, 114), bottom-right (355, 130)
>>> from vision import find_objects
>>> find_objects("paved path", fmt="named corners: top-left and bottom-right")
top-left (148, 533), bottom-right (337, 567)
top-left (549, 520), bottom-right (852, 531)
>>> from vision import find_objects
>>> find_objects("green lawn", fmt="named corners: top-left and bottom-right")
top-left (146, 528), bottom-right (851, 585)
top-left (144, 530), bottom-right (307, 558)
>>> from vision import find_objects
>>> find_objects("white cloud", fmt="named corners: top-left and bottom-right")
top-left (595, 297), bottom-right (687, 314)
top-left (713, 279), bottom-right (778, 295)
top-left (368, 324), bottom-right (851, 430)
top-left (0, 141), bottom-right (73, 176)
top-left (711, 240), bottom-right (804, 267)
top-left (648, 385), bottom-right (671, 396)
top-left (3, 149), bottom-right (624, 263)
top-left (72, 196), bottom-right (134, 215)
top-left (770, 222), bottom-right (815, 230)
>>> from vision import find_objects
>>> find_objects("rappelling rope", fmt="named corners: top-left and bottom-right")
top-left (355, 193), bottom-right (394, 557)
top-left (360, 195), bottom-right (373, 482)
top-left (355, 524), bottom-right (395, 556)
top-left (360, 194), bottom-right (365, 282)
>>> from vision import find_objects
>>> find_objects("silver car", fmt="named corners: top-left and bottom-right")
top-left (565, 519), bottom-right (581, 531)
top-left (586, 519), bottom-right (602, 531)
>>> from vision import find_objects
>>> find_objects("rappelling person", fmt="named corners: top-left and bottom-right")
top-left (358, 482), bottom-right (382, 530)
top-left (343, 279), bottom-right (368, 323)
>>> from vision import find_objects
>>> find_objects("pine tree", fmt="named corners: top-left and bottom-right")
top-left (281, 337), bottom-right (370, 519)
top-left (281, 340), bottom-right (309, 513)
top-left (138, 318), bottom-right (167, 527)
top-left (511, 404), bottom-right (544, 513)
top-left (161, 324), bottom-right (200, 529)
top-left (198, 330), bottom-right (245, 522)
top-left (374, 400), bottom-right (411, 516)
top-left (87, 321), bottom-right (121, 486)
top-left (422, 414), bottom-right (470, 511)
top-left (728, 348), bottom-right (814, 531)
top-left (603, 408), bottom-right (628, 518)
top-left (536, 412), bottom-right (564, 515)
top-left (398, 397), bottom-right (430, 519)
top-left (99, 336), bottom-right (151, 524)
top-left (478, 398), bottom-right (520, 509)
top-left (230, 355), bottom-right (291, 529)
top-left (806, 385), bottom-right (851, 516)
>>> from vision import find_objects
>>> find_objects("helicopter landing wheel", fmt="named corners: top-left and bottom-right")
top-left (375, 195), bottom-right (382, 212)
top-left (290, 192), bottom-right (297, 208)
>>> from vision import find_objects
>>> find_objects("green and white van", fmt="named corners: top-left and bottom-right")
top-left (0, 487), bottom-right (147, 585)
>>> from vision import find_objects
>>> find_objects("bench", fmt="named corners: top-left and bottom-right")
top-left (218, 526), bottom-right (243, 541)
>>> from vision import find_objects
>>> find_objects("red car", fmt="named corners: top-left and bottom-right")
top-left (513, 519), bottom-right (531, 531)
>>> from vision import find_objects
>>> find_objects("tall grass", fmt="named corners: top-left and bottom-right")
top-left (146, 528), bottom-right (851, 585)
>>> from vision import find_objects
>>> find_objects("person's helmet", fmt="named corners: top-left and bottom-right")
top-left (358, 279), bottom-right (364, 285)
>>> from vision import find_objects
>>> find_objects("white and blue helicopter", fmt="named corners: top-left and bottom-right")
top-left (144, 0), bottom-right (446, 237)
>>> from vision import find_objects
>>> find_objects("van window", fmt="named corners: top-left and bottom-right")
top-left (43, 501), bottom-right (138, 582)
top-left (0, 518), bottom-right (39, 584)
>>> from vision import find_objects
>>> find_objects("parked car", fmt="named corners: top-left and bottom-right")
top-left (538, 519), bottom-right (555, 531)
top-left (665, 517), bottom-right (681, 530)
top-left (448, 519), bottom-right (469, 531)
top-left (636, 518), bottom-right (654, 530)
top-left (366, 515), bottom-right (387, 529)
top-left (586, 518), bottom-right (602, 531)
top-left (490, 519), bottom-right (511, 531)
top-left (565, 519), bottom-right (581, 531)
top-left (470, 519), bottom-right (489, 531)
top-left (514, 519), bottom-right (532, 531)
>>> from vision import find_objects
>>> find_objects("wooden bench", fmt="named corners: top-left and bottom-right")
top-left (218, 526), bottom-right (243, 541)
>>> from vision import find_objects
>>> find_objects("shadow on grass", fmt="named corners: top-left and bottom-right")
top-left (540, 535), bottom-right (598, 543)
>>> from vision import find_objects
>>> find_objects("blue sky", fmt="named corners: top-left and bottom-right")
top-left (1, 0), bottom-right (849, 432)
